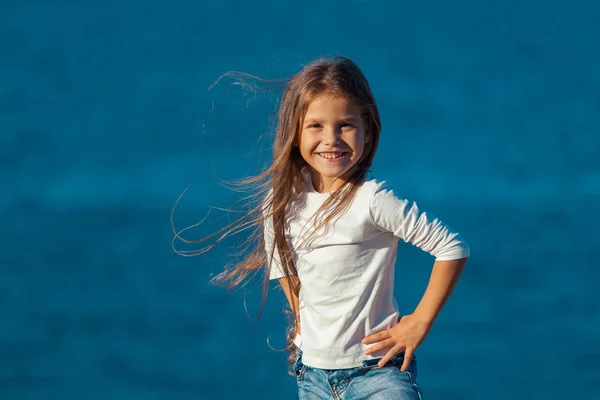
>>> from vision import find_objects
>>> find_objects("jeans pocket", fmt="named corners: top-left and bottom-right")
top-left (360, 352), bottom-right (417, 371)
top-left (292, 352), bottom-right (308, 381)
top-left (391, 353), bottom-right (417, 369)
top-left (392, 355), bottom-right (422, 399)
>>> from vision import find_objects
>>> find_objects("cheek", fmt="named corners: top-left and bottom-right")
top-left (355, 135), bottom-right (367, 153)
top-left (299, 137), bottom-right (317, 157)
top-left (299, 138), bottom-right (313, 152)
top-left (350, 134), bottom-right (368, 161)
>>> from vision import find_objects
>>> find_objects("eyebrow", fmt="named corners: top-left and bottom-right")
top-left (303, 116), bottom-right (359, 124)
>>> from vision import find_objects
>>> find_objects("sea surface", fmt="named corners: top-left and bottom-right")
top-left (1, 0), bottom-right (599, 398)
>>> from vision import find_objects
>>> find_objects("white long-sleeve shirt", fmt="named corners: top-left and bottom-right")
top-left (264, 173), bottom-right (470, 369)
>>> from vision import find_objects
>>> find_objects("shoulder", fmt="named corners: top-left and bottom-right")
top-left (354, 176), bottom-right (401, 221)
top-left (261, 187), bottom-right (276, 226)
top-left (359, 175), bottom-right (401, 203)
top-left (360, 175), bottom-right (415, 219)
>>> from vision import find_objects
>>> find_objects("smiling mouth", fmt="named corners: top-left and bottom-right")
top-left (316, 152), bottom-right (347, 160)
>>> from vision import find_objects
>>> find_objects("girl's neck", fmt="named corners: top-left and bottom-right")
top-left (306, 168), bottom-right (354, 194)
top-left (310, 176), bottom-right (344, 193)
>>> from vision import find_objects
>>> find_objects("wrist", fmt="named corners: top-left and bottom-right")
top-left (411, 310), bottom-right (436, 327)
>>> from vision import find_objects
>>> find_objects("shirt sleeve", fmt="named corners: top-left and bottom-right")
top-left (369, 181), bottom-right (470, 260)
top-left (263, 213), bottom-right (287, 280)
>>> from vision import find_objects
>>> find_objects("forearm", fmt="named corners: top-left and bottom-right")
top-left (412, 257), bottom-right (468, 325)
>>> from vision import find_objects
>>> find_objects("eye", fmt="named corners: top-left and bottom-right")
top-left (307, 123), bottom-right (321, 129)
top-left (341, 123), bottom-right (355, 129)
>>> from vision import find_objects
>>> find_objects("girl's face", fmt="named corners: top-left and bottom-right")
top-left (298, 95), bottom-right (367, 193)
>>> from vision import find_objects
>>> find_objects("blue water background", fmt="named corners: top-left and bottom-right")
top-left (1, 1), bottom-right (599, 398)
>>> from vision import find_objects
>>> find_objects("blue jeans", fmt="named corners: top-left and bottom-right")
top-left (293, 349), bottom-right (423, 400)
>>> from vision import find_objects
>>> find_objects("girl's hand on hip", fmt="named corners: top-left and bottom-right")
top-left (362, 314), bottom-right (432, 370)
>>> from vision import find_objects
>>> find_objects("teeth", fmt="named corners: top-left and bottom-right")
top-left (319, 152), bottom-right (343, 159)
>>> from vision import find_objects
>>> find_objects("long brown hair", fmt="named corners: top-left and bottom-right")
top-left (172, 55), bottom-right (381, 372)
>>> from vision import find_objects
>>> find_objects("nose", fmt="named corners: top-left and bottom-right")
top-left (322, 126), bottom-right (341, 145)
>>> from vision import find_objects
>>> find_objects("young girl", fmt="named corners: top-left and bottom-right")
top-left (176, 56), bottom-right (470, 399)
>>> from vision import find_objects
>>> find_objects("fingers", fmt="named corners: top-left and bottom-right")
top-left (378, 345), bottom-right (403, 367)
top-left (362, 330), bottom-right (390, 345)
top-left (364, 338), bottom-right (393, 355)
top-left (400, 348), bottom-right (414, 371)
